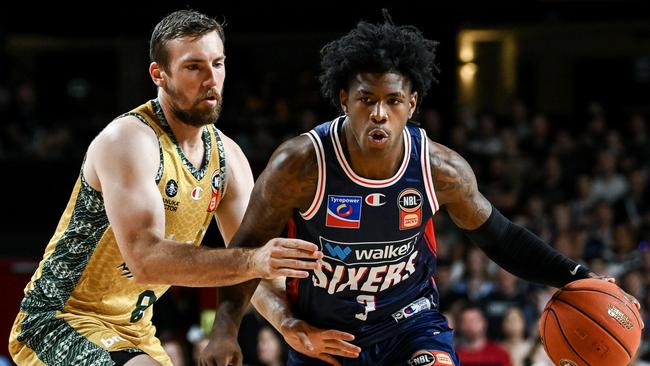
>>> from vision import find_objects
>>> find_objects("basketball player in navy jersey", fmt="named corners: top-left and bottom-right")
top-left (201, 13), bottom-right (641, 366)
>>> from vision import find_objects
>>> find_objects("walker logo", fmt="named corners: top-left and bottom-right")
top-left (365, 193), bottom-right (386, 207)
top-left (319, 233), bottom-right (418, 265)
top-left (324, 243), bottom-right (352, 260)
top-left (326, 195), bottom-right (362, 228)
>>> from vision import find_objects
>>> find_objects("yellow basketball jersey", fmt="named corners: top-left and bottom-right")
top-left (9, 99), bottom-right (226, 365)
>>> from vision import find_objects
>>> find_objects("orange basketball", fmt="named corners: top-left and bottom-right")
top-left (539, 278), bottom-right (642, 366)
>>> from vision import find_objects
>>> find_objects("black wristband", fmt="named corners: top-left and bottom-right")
top-left (463, 206), bottom-right (591, 288)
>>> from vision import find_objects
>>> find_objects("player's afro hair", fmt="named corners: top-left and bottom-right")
top-left (319, 10), bottom-right (439, 112)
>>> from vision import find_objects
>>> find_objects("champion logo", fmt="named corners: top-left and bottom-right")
top-left (365, 193), bottom-right (386, 207)
top-left (191, 186), bottom-right (203, 200)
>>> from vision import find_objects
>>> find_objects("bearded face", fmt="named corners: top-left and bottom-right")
top-left (164, 81), bottom-right (223, 127)
top-left (156, 31), bottom-right (227, 127)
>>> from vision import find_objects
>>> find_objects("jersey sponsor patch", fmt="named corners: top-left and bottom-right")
top-left (432, 351), bottom-right (454, 365)
top-left (311, 234), bottom-right (421, 296)
top-left (100, 335), bottom-right (126, 349)
top-left (207, 192), bottom-right (219, 212)
top-left (398, 188), bottom-right (422, 230)
top-left (365, 193), bottom-right (386, 207)
top-left (319, 233), bottom-right (419, 266)
top-left (165, 179), bottom-right (178, 197)
top-left (326, 195), bottom-right (362, 228)
top-left (208, 170), bottom-right (222, 212)
top-left (163, 198), bottom-right (180, 212)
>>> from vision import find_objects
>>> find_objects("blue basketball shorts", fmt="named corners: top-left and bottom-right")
top-left (287, 310), bottom-right (460, 366)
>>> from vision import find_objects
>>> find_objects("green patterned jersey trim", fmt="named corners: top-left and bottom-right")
top-left (20, 174), bottom-right (108, 315)
top-left (20, 312), bottom-right (115, 365)
top-left (18, 174), bottom-right (113, 364)
top-left (151, 99), bottom-right (212, 180)
top-left (118, 112), bottom-right (165, 183)
top-left (211, 124), bottom-right (227, 197)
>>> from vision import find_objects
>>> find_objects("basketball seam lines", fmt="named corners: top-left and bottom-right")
top-left (552, 297), bottom-right (632, 358)
top-left (560, 288), bottom-right (642, 329)
top-left (545, 307), bottom-right (593, 366)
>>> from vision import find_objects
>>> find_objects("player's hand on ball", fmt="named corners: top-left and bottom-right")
top-left (587, 272), bottom-right (642, 314)
top-left (252, 238), bottom-right (323, 279)
top-left (280, 317), bottom-right (361, 366)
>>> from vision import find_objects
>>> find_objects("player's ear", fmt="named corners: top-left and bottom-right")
top-left (408, 91), bottom-right (418, 119)
top-left (149, 62), bottom-right (166, 88)
top-left (339, 89), bottom-right (349, 115)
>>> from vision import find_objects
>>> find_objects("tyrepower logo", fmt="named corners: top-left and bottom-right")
top-left (319, 233), bottom-right (418, 265)
top-left (326, 195), bottom-right (362, 229)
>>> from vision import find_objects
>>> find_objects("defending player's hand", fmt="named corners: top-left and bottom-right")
top-left (198, 335), bottom-right (242, 366)
top-left (280, 317), bottom-right (361, 366)
top-left (252, 238), bottom-right (323, 279)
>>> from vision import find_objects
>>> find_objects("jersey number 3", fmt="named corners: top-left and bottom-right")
top-left (355, 295), bottom-right (376, 321)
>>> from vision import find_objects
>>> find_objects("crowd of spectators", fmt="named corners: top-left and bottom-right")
top-left (1, 66), bottom-right (648, 365)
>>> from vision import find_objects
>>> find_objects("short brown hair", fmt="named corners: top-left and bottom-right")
top-left (149, 10), bottom-right (225, 71)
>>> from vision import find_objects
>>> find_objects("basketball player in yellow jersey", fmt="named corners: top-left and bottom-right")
top-left (8, 10), bottom-right (323, 366)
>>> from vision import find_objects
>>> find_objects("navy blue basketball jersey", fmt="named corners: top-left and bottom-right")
top-left (287, 117), bottom-right (442, 346)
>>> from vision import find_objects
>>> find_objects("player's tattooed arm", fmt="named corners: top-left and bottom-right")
top-left (202, 136), bottom-right (320, 365)
top-left (230, 135), bottom-right (319, 249)
top-left (428, 140), bottom-right (492, 229)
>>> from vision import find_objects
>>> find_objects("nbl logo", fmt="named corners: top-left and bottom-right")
top-left (408, 351), bottom-right (435, 366)
top-left (398, 188), bottom-right (422, 230)
top-left (211, 170), bottom-right (221, 193)
top-left (398, 189), bottom-right (422, 211)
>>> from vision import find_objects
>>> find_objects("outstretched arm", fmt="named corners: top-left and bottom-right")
top-left (85, 117), bottom-right (297, 287)
top-left (202, 136), bottom-right (325, 366)
top-left (429, 140), bottom-right (591, 288)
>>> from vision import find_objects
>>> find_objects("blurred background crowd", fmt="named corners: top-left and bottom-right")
top-left (0, 2), bottom-right (648, 365)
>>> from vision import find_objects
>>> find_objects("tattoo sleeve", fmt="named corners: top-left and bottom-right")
top-left (212, 136), bottom-right (318, 337)
top-left (429, 140), bottom-right (491, 229)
